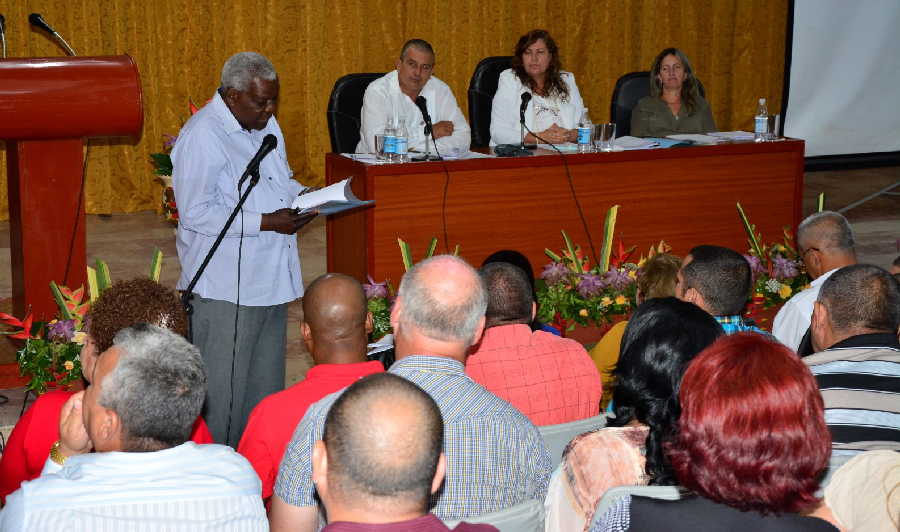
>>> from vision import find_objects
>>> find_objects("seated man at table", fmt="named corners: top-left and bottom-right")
top-left (356, 39), bottom-right (471, 156)
top-left (313, 373), bottom-right (496, 531)
top-left (466, 262), bottom-right (601, 425)
top-left (676, 245), bottom-right (768, 335)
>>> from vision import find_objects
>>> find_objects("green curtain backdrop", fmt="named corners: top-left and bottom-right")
top-left (0, 0), bottom-right (788, 220)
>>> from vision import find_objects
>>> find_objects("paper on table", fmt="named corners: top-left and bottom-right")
top-left (666, 134), bottom-right (723, 145)
top-left (537, 142), bottom-right (579, 152)
top-left (708, 131), bottom-right (755, 140)
top-left (340, 153), bottom-right (379, 162)
top-left (615, 136), bottom-right (660, 149)
top-left (291, 178), bottom-right (374, 216)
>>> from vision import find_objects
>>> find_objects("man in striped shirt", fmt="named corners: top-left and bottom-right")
top-left (806, 264), bottom-right (900, 456)
top-left (270, 255), bottom-right (551, 532)
top-left (0, 324), bottom-right (266, 531)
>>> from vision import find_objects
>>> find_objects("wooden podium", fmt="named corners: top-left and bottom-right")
top-left (0, 56), bottom-right (143, 320)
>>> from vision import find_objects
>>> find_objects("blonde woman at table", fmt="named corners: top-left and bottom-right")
top-left (630, 48), bottom-right (717, 137)
top-left (490, 29), bottom-right (586, 146)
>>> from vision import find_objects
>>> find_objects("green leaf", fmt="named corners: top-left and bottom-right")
top-left (149, 249), bottom-right (163, 282)
top-left (86, 266), bottom-right (99, 302)
top-left (817, 192), bottom-right (825, 213)
top-left (49, 282), bottom-right (74, 320)
top-left (95, 259), bottom-right (112, 294)
top-left (599, 205), bottom-right (619, 273)
top-left (425, 237), bottom-right (438, 259)
top-left (452, 244), bottom-right (460, 257)
top-left (562, 230), bottom-right (584, 273)
top-left (398, 238), bottom-right (413, 272)
top-left (736, 203), bottom-right (765, 259)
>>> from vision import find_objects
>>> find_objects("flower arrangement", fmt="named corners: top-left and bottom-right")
top-left (737, 203), bottom-right (811, 310)
top-left (0, 251), bottom-right (165, 394)
top-left (149, 100), bottom-right (202, 226)
top-left (536, 206), bottom-right (665, 332)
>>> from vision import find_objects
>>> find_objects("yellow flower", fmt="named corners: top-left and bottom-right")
top-left (601, 297), bottom-right (612, 306)
top-left (754, 292), bottom-right (765, 299)
top-left (63, 360), bottom-right (75, 371)
top-left (72, 331), bottom-right (87, 345)
top-left (615, 295), bottom-right (627, 305)
top-left (578, 309), bottom-right (589, 317)
top-left (779, 284), bottom-right (792, 299)
top-left (627, 270), bottom-right (637, 279)
top-left (49, 319), bottom-right (58, 325)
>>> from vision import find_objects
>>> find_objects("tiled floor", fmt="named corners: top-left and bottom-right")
top-left (0, 166), bottom-right (897, 441)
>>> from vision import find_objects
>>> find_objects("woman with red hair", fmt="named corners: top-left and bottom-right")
top-left (591, 333), bottom-right (838, 531)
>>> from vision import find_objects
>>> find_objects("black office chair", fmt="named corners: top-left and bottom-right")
top-left (609, 71), bottom-right (705, 137)
top-left (326, 73), bottom-right (385, 153)
top-left (467, 56), bottom-right (513, 148)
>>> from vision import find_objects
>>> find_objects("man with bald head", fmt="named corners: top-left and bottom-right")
top-left (313, 373), bottom-right (495, 531)
top-left (271, 255), bottom-right (551, 531)
top-left (238, 274), bottom-right (383, 501)
top-left (774, 211), bottom-right (858, 353)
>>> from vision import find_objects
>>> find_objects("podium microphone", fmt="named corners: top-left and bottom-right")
top-left (519, 92), bottom-right (532, 124)
top-left (237, 134), bottom-right (277, 188)
top-left (29, 13), bottom-right (77, 56)
top-left (0, 15), bottom-right (7, 58)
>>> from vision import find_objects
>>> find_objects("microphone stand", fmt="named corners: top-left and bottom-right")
top-left (181, 169), bottom-right (261, 341)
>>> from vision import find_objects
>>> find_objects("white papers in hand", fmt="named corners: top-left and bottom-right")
top-left (291, 178), bottom-right (374, 216)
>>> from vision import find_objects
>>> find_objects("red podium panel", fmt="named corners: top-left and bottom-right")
top-left (1, 55), bottom-right (143, 320)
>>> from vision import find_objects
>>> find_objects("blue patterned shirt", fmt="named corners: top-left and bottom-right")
top-left (274, 355), bottom-right (552, 519)
top-left (715, 315), bottom-right (770, 336)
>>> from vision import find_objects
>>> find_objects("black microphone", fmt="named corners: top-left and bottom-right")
top-left (29, 13), bottom-right (77, 55)
top-left (414, 95), bottom-right (433, 136)
top-left (0, 15), bottom-right (7, 59)
top-left (238, 134), bottom-right (277, 188)
top-left (519, 92), bottom-right (532, 123)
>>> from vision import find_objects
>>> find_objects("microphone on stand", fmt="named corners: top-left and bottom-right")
top-left (519, 92), bottom-right (536, 150)
top-left (0, 15), bottom-right (7, 58)
top-left (28, 13), bottom-right (77, 56)
top-left (413, 95), bottom-right (441, 161)
top-left (237, 134), bottom-right (277, 188)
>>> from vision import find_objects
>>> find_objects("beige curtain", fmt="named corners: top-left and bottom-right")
top-left (0, 0), bottom-right (788, 220)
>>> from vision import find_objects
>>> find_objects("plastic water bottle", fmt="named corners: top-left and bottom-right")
top-left (383, 119), bottom-right (397, 163)
top-left (754, 98), bottom-right (768, 142)
top-left (577, 108), bottom-right (593, 153)
top-left (395, 120), bottom-right (409, 163)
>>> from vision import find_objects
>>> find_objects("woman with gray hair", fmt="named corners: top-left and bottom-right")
top-left (630, 48), bottom-right (716, 137)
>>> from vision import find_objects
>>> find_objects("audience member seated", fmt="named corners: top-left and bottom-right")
top-left (270, 256), bottom-right (551, 532)
top-left (544, 298), bottom-right (722, 531)
top-left (466, 262), bottom-right (601, 425)
top-left (490, 29), bottom-right (586, 146)
top-left (806, 264), bottom-right (900, 453)
top-left (774, 211), bottom-right (857, 353)
top-left (630, 48), bottom-right (717, 138)
top-left (481, 249), bottom-right (558, 335)
top-left (588, 253), bottom-right (681, 409)
top-left (356, 39), bottom-right (470, 155)
top-left (0, 278), bottom-right (213, 504)
top-left (676, 245), bottom-right (767, 334)
top-left (238, 273), bottom-right (384, 501)
top-left (592, 333), bottom-right (836, 532)
top-left (313, 373), bottom-right (497, 531)
top-left (814, 450), bottom-right (900, 532)
top-left (0, 324), bottom-right (266, 531)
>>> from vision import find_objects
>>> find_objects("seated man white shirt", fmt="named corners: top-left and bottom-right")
top-left (356, 39), bottom-right (470, 155)
top-left (0, 324), bottom-right (266, 532)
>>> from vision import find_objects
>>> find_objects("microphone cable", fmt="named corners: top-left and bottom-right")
top-left (522, 124), bottom-right (599, 266)
top-left (428, 134), bottom-right (454, 253)
top-left (62, 141), bottom-right (91, 285)
top-left (225, 171), bottom-right (251, 446)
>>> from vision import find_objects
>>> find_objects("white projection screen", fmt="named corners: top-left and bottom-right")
top-left (784, 0), bottom-right (900, 157)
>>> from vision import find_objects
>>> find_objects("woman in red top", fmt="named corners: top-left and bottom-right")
top-left (0, 278), bottom-right (213, 503)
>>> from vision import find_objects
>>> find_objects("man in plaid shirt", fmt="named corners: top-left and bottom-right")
top-left (270, 255), bottom-right (551, 531)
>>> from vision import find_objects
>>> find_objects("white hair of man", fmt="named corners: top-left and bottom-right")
top-left (797, 211), bottom-right (855, 251)
top-left (100, 323), bottom-right (207, 451)
top-left (397, 255), bottom-right (487, 345)
top-left (220, 51), bottom-right (277, 92)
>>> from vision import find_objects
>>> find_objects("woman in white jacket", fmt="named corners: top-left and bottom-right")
top-left (490, 29), bottom-right (587, 146)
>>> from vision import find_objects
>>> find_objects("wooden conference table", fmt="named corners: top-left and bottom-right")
top-left (325, 139), bottom-right (804, 285)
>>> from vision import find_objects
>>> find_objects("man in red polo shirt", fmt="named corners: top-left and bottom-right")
top-left (465, 262), bottom-right (601, 425)
top-left (238, 273), bottom-right (384, 501)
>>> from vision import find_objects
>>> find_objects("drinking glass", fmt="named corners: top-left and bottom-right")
top-left (595, 123), bottom-right (616, 152)
top-left (374, 133), bottom-right (386, 162)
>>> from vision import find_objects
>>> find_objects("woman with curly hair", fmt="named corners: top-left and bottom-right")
top-left (490, 29), bottom-right (587, 145)
top-left (592, 333), bottom-right (837, 531)
top-left (630, 47), bottom-right (716, 137)
top-left (0, 278), bottom-right (213, 503)
top-left (544, 297), bottom-right (722, 531)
